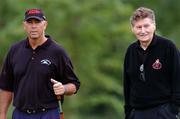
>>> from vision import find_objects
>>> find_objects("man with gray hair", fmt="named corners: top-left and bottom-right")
top-left (123, 7), bottom-right (180, 119)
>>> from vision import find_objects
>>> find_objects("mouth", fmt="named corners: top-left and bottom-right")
top-left (30, 31), bottom-right (38, 35)
top-left (139, 34), bottom-right (148, 38)
top-left (139, 33), bottom-right (148, 36)
top-left (30, 31), bottom-right (37, 33)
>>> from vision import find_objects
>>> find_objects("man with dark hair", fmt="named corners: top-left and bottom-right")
top-left (0, 8), bottom-right (80, 119)
top-left (123, 7), bottom-right (180, 119)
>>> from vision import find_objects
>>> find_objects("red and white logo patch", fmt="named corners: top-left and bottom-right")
top-left (152, 59), bottom-right (162, 70)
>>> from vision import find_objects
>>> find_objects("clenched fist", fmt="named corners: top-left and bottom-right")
top-left (51, 79), bottom-right (66, 96)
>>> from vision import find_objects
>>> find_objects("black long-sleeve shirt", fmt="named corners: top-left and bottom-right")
top-left (123, 35), bottom-right (180, 116)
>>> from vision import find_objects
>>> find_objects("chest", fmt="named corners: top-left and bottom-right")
top-left (127, 47), bottom-right (168, 75)
top-left (11, 48), bottom-right (58, 77)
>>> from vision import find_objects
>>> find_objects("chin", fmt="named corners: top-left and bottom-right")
top-left (140, 39), bottom-right (151, 43)
top-left (30, 35), bottom-right (39, 39)
top-left (138, 36), bottom-right (150, 41)
top-left (30, 37), bottom-right (38, 40)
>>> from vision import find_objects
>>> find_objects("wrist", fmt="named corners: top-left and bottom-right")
top-left (63, 85), bottom-right (67, 95)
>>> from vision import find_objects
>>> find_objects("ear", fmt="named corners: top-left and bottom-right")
top-left (43, 21), bottom-right (48, 30)
top-left (154, 24), bottom-right (156, 31)
top-left (23, 21), bottom-right (26, 30)
top-left (131, 25), bottom-right (135, 33)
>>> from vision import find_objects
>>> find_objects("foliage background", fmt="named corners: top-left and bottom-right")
top-left (0, 0), bottom-right (179, 119)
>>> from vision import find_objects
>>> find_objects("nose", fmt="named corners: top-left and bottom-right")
top-left (140, 27), bottom-right (145, 33)
top-left (31, 23), bottom-right (37, 28)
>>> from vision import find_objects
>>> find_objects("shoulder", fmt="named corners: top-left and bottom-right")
top-left (11, 39), bottom-right (25, 47)
top-left (49, 39), bottom-right (70, 60)
top-left (50, 41), bottom-right (67, 54)
top-left (155, 35), bottom-right (177, 49)
top-left (8, 39), bottom-right (26, 54)
top-left (126, 41), bottom-right (137, 53)
top-left (155, 35), bottom-right (179, 56)
top-left (124, 41), bottom-right (138, 61)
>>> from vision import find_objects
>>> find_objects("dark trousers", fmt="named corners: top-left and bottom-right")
top-left (129, 104), bottom-right (179, 119)
top-left (12, 108), bottom-right (60, 119)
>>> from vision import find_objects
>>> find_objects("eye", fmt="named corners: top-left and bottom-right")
top-left (136, 26), bottom-right (141, 29)
top-left (34, 19), bottom-right (41, 23)
top-left (25, 19), bottom-right (42, 24)
top-left (26, 20), bottom-right (32, 24)
top-left (144, 24), bottom-right (150, 28)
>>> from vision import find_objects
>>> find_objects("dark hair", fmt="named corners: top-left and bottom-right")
top-left (130, 7), bottom-right (155, 26)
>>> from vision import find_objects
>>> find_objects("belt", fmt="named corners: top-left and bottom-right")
top-left (18, 107), bottom-right (48, 114)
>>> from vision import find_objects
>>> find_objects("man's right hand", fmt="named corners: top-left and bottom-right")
top-left (0, 114), bottom-right (6, 119)
top-left (0, 90), bottom-right (12, 119)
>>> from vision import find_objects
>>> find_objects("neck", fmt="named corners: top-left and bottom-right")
top-left (140, 39), bottom-right (152, 50)
top-left (29, 36), bottom-right (47, 49)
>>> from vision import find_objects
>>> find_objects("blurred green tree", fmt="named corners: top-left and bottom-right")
top-left (0, 0), bottom-right (179, 119)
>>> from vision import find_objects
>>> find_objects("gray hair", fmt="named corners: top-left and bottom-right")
top-left (130, 7), bottom-right (156, 26)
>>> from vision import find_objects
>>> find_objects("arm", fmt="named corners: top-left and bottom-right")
top-left (0, 47), bottom-right (15, 119)
top-left (123, 50), bottom-right (133, 119)
top-left (53, 49), bottom-right (80, 96)
top-left (0, 90), bottom-right (13, 119)
top-left (169, 43), bottom-right (180, 106)
top-left (124, 74), bottom-right (133, 119)
top-left (63, 83), bottom-right (76, 95)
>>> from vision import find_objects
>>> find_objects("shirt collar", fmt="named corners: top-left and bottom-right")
top-left (135, 34), bottom-right (158, 49)
top-left (25, 35), bottom-right (52, 49)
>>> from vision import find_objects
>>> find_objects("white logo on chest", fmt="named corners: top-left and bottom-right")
top-left (40, 59), bottom-right (51, 65)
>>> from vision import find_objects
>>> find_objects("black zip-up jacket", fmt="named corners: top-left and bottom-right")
top-left (123, 35), bottom-right (180, 117)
